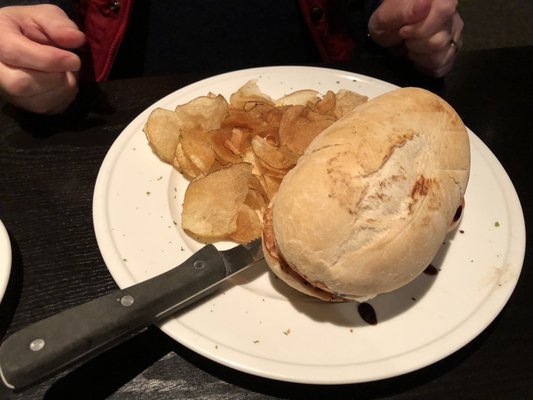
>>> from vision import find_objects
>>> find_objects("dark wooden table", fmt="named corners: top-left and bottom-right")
top-left (0, 47), bottom-right (531, 399)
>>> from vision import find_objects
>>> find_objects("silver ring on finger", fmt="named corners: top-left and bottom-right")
top-left (448, 38), bottom-right (459, 54)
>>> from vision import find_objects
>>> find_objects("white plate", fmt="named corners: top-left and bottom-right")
top-left (93, 66), bottom-right (526, 384)
top-left (0, 218), bottom-right (11, 304)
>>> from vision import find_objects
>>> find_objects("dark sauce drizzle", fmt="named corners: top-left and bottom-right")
top-left (423, 264), bottom-right (439, 276)
top-left (453, 204), bottom-right (463, 222)
top-left (356, 265), bottom-right (439, 325)
top-left (357, 302), bottom-right (378, 325)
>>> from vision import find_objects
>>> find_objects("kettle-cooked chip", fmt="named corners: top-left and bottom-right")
top-left (229, 204), bottom-right (262, 243)
top-left (257, 174), bottom-right (282, 202)
top-left (175, 93), bottom-right (229, 132)
top-left (173, 142), bottom-right (202, 179)
top-left (245, 174), bottom-right (268, 213)
top-left (279, 105), bottom-right (336, 156)
top-left (211, 127), bottom-right (247, 165)
top-left (251, 136), bottom-right (298, 170)
top-left (275, 89), bottom-right (320, 107)
top-left (181, 163), bottom-right (253, 242)
top-left (144, 108), bottom-right (183, 163)
top-left (229, 80), bottom-right (275, 109)
top-left (334, 89), bottom-right (368, 118)
top-left (309, 90), bottom-right (337, 116)
top-left (180, 128), bottom-right (216, 175)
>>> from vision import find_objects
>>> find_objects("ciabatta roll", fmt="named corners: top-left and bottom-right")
top-left (261, 87), bottom-right (470, 301)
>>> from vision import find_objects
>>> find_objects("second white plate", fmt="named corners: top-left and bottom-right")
top-left (0, 218), bottom-right (11, 304)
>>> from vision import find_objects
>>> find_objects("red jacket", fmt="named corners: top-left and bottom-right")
top-left (78, 0), bottom-right (355, 81)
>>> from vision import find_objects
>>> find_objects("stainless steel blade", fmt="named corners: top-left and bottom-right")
top-left (220, 238), bottom-right (263, 276)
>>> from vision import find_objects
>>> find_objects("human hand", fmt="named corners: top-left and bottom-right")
top-left (0, 5), bottom-right (86, 114)
top-left (368, 0), bottom-right (463, 78)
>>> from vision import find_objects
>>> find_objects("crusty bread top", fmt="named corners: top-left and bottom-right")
top-left (269, 87), bottom-right (470, 299)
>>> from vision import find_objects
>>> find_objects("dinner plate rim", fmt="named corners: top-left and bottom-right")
top-left (0, 218), bottom-right (12, 304)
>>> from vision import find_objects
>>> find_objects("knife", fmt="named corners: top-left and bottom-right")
top-left (0, 239), bottom-right (263, 391)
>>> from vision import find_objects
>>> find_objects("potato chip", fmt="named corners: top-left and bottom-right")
top-left (279, 105), bottom-right (335, 156)
top-left (211, 127), bottom-right (247, 165)
top-left (261, 105), bottom-right (285, 127)
top-left (240, 149), bottom-right (260, 175)
top-left (309, 90), bottom-right (336, 116)
top-left (175, 93), bottom-right (229, 131)
top-left (229, 80), bottom-right (275, 109)
top-left (251, 136), bottom-right (298, 170)
top-left (144, 108), bottom-right (183, 163)
top-left (228, 128), bottom-right (252, 154)
top-left (257, 174), bottom-right (282, 202)
top-left (244, 187), bottom-right (267, 212)
top-left (229, 204), bottom-right (262, 243)
top-left (245, 174), bottom-right (268, 212)
top-left (173, 141), bottom-right (202, 179)
top-left (180, 128), bottom-right (216, 174)
top-left (182, 163), bottom-right (253, 242)
top-left (221, 108), bottom-right (276, 139)
top-left (334, 89), bottom-right (368, 118)
top-left (253, 153), bottom-right (290, 178)
top-left (252, 109), bottom-right (284, 145)
top-left (255, 125), bottom-right (281, 146)
top-left (221, 109), bottom-right (257, 130)
top-left (275, 89), bottom-right (320, 107)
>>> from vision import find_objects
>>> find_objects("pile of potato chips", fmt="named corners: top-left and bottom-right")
top-left (144, 80), bottom-right (367, 243)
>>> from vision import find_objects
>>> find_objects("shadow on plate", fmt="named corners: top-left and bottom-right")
top-left (228, 235), bottom-right (455, 328)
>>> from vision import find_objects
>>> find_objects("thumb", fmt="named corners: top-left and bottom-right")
top-left (368, 0), bottom-right (432, 47)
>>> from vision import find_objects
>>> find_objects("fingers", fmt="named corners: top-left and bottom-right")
top-left (400, 0), bottom-right (458, 39)
top-left (0, 5), bottom-right (82, 113)
top-left (405, 11), bottom-right (463, 77)
top-left (0, 32), bottom-right (82, 72)
top-left (0, 5), bottom-right (85, 72)
top-left (408, 39), bottom-right (458, 78)
top-left (368, 0), bottom-right (432, 47)
top-left (0, 62), bottom-right (79, 114)
top-left (403, 17), bottom-right (454, 54)
top-left (21, 5), bottom-right (86, 49)
top-left (368, 0), bottom-right (463, 77)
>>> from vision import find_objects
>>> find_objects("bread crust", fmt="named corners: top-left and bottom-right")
top-left (263, 87), bottom-right (470, 300)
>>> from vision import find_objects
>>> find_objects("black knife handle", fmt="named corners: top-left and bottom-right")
top-left (0, 244), bottom-right (226, 391)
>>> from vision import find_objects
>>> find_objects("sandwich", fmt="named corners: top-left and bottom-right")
top-left (261, 87), bottom-right (470, 301)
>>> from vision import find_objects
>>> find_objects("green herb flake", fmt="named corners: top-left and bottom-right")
top-left (494, 221), bottom-right (500, 227)
top-left (283, 329), bottom-right (291, 336)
